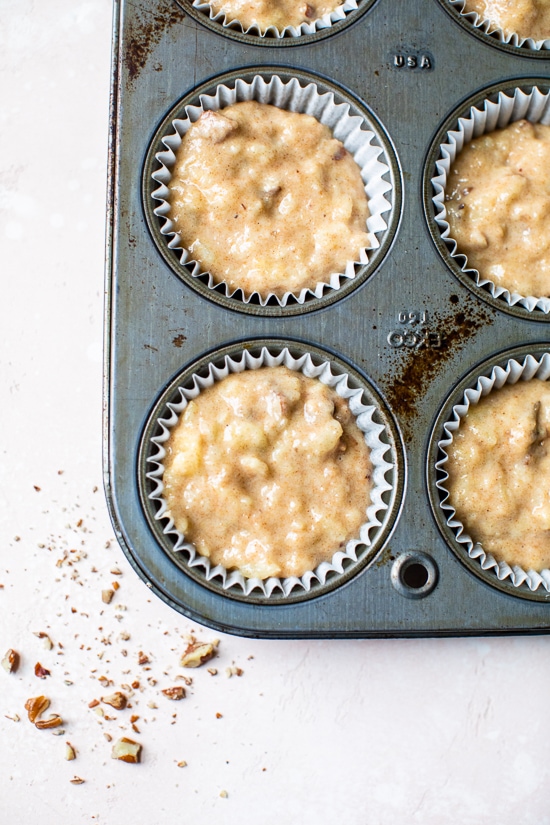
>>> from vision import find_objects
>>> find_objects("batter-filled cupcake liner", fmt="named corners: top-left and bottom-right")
top-left (151, 74), bottom-right (393, 308)
top-left (435, 352), bottom-right (550, 593)
top-left (145, 346), bottom-right (395, 598)
top-left (189, 0), bottom-right (359, 39)
top-left (431, 84), bottom-right (550, 314)
top-left (446, 0), bottom-right (550, 51)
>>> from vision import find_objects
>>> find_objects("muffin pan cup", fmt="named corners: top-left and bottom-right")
top-left (143, 67), bottom-right (400, 316)
top-left (424, 79), bottom-right (550, 320)
top-left (105, 0), bottom-right (550, 636)
top-left (139, 340), bottom-right (401, 604)
top-left (174, 0), bottom-right (378, 45)
top-left (428, 345), bottom-right (550, 602)
top-left (439, 0), bottom-right (550, 56)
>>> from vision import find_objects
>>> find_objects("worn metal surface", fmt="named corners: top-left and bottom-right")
top-left (104, 0), bottom-right (550, 636)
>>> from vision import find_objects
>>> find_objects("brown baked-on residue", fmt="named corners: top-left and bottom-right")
top-left (124, 5), bottom-right (185, 84)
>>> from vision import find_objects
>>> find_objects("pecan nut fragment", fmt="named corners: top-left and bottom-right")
top-left (34, 662), bottom-right (51, 679)
top-left (111, 737), bottom-right (142, 763)
top-left (1, 649), bottom-right (20, 674)
top-left (24, 695), bottom-right (50, 723)
top-left (180, 640), bottom-right (218, 668)
top-left (101, 691), bottom-right (127, 710)
top-left (35, 714), bottom-right (63, 730)
top-left (161, 686), bottom-right (185, 700)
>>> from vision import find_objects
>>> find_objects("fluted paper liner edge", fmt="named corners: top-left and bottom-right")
top-left (432, 84), bottom-right (550, 314)
top-left (151, 74), bottom-right (393, 308)
top-left (191, 0), bottom-right (359, 39)
top-left (448, 0), bottom-right (550, 50)
top-left (145, 346), bottom-right (395, 598)
top-left (436, 353), bottom-right (550, 593)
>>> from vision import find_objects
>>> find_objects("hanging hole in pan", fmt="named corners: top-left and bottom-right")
top-left (391, 552), bottom-right (438, 599)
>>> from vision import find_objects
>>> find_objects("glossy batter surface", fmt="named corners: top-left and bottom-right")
top-left (169, 102), bottom-right (370, 298)
top-left (446, 120), bottom-right (550, 297)
top-left (208, 0), bottom-right (344, 30)
top-left (446, 380), bottom-right (550, 572)
top-left (463, 0), bottom-right (550, 40)
top-left (163, 367), bottom-right (372, 579)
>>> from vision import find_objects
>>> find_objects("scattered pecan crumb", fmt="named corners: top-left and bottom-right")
top-left (5, 713), bottom-right (20, 722)
top-left (131, 723), bottom-right (140, 733)
top-left (104, 732), bottom-right (113, 742)
top-left (70, 776), bottom-right (85, 785)
top-left (225, 666), bottom-right (243, 678)
top-left (180, 639), bottom-right (218, 668)
top-left (110, 568), bottom-right (122, 576)
top-left (112, 581), bottom-right (120, 591)
top-left (65, 742), bottom-right (76, 761)
top-left (34, 662), bottom-right (51, 679)
top-left (147, 701), bottom-right (157, 709)
top-left (177, 760), bottom-right (187, 768)
top-left (207, 668), bottom-right (218, 676)
top-left (33, 485), bottom-right (41, 492)
top-left (25, 695), bottom-right (50, 723)
top-left (137, 652), bottom-right (149, 666)
top-left (102, 589), bottom-right (114, 604)
top-left (111, 737), bottom-right (141, 763)
top-left (161, 686), bottom-right (185, 700)
top-left (33, 632), bottom-right (53, 650)
top-left (130, 714), bottom-right (139, 723)
top-left (36, 714), bottom-right (63, 730)
top-left (131, 680), bottom-right (140, 689)
top-left (216, 712), bottom-right (223, 719)
top-left (220, 790), bottom-right (228, 799)
top-left (2, 649), bottom-right (20, 674)
top-left (101, 692), bottom-right (127, 711)
top-left (88, 699), bottom-right (99, 709)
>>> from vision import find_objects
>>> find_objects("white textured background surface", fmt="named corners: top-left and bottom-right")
top-left (1, 1), bottom-right (550, 822)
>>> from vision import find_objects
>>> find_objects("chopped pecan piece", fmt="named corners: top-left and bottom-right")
top-left (35, 714), bottom-right (63, 729)
top-left (161, 686), bottom-right (186, 700)
top-left (2, 649), bottom-right (19, 674)
top-left (192, 110), bottom-right (238, 144)
top-left (101, 691), bottom-right (127, 710)
top-left (111, 737), bottom-right (142, 763)
top-left (180, 639), bottom-right (218, 668)
top-left (24, 695), bottom-right (50, 723)
top-left (102, 589), bottom-right (114, 604)
top-left (34, 662), bottom-right (51, 679)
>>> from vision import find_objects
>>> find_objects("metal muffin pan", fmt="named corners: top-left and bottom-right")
top-left (104, 0), bottom-right (550, 636)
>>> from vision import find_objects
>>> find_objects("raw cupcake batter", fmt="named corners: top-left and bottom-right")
top-left (462, 0), bottom-right (550, 41)
top-left (162, 367), bottom-right (372, 579)
top-left (445, 119), bottom-right (550, 297)
top-left (446, 379), bottom-right (550, 572)
top-left (168, 101), bottom-right (370, 298)
top-left (207, 0), bottom-right (344, 31)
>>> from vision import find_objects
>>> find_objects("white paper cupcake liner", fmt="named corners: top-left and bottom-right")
top-left (436, 352), bottom-right (550, 593)
top-left (145, 346), bottom-right (395, 598)
top-left (432, 84), bottom-right (550, 314)
top-left (151, 74), bottom-right (393, 307)
top-left (191, 0), bottom-right (359, 38)
top-left (447, 0), bottom-right (550, 50)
